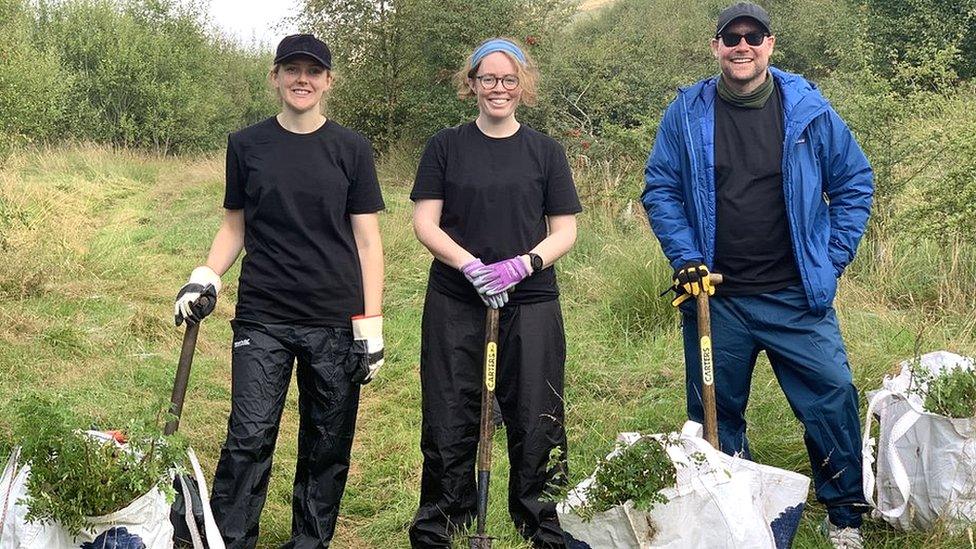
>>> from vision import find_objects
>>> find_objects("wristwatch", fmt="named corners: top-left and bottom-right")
top-left (528, 253), bottom-right (544, 273)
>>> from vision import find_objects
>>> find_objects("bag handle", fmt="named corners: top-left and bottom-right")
top-left (0, 448), bottom-right (21, 539)
top-left (177, 473), bottom-right (205, 549)
top-left (861, 389), bottom-right (921, 518)
top-left (187, 447), bottom-right (226, 549)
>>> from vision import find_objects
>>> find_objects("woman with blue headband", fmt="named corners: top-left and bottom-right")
top-left (409, 37), bottom-right (581, 548)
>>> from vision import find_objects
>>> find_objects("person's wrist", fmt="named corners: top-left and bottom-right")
top-left (189, 265), bottom-right (222, 294)
top-left (518, 254), bottom-right (532, 273)
top-left (461, 258), bottom-right (483, 276)
top-left (352, 314), bottom-right (383, 340)
top-left (458, 254), bottom-right (479, 271)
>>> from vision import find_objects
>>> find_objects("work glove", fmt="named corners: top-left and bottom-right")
top-left (664, 266), bottom-right (723, 307)
top-left (349, 314), bottom-right (384, 384)
top-left (476, 256), bottom-right (531, 296)
top-left (461, 259), bottom-right (509, 309)
top-left (661, 284), bottom-right (693, 308)
top-left (174, 266), bottom-right (221, 326)
top-left (673, 261), bottom-right (714, 297)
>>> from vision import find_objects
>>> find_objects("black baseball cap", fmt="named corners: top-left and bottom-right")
top-left (274, 34), bottom-right (332, 69)
top-left (716, 2), bottom-right (771, 35)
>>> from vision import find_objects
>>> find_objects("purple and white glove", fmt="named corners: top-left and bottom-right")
top-left (477, 256), bottom-right (530, 296)
top-left (461, 259), bottom-right (509, 309)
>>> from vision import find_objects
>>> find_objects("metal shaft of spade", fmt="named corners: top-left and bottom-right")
top-left (164, 321), bottom-right (202, 436)
top-left (164, 294), bottom-right (214, 436)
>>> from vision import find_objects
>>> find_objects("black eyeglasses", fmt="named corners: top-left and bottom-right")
top-left (474, 75), bottom-right (520, 90)
top-left (717, 31), bottom-right (769, 47)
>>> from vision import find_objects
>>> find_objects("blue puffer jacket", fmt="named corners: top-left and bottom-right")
top-left (641, 67), bottom-right (873, 314)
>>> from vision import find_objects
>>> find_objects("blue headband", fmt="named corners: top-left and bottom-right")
top-left (470, 39), bottom-right (526, 68)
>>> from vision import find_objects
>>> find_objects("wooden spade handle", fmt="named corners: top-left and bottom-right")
top-left (698, 273), bottom-right (722, 448)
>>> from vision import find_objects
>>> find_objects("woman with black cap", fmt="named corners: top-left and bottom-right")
top-left (408, 37), bottom-right (581, 548)
top-left (172, 33), bottom-right (385, 548)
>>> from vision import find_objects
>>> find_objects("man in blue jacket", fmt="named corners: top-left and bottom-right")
top-left (641, 3), bottom-right (872, 547)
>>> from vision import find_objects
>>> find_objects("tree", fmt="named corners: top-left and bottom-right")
top-left (296, 0), bottom-right (575, 148)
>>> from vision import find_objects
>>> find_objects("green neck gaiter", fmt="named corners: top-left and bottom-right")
top-left (717, 72), bottom-right (774, 109)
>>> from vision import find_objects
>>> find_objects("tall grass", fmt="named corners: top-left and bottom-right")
top-left (855, 230), bottom-right (975, 316)
top-left (0, 145), bottom-right (974, 547)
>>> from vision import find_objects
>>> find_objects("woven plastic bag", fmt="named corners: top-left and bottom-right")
top-left (0, 432), bottom-right (224, 549)
top-left (0, 445), bottom-right (173, 548)
top-left (558, 422), bottom-right (809, 548)
top-left (862, 350), bottom-right (976, 530)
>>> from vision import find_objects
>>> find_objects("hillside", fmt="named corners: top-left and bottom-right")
top-left (579, 0), bottom-right (616, 10)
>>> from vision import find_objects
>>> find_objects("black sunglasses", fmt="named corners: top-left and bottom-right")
top-left (717, 31), bottom-right (769, 47)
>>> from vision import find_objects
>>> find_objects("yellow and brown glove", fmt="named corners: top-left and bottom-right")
top-left (663, 285), bottom-right (692, 308)
top-left (673, 261), bottom-right (715, 297)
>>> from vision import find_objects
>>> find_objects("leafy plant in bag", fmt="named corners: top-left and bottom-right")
top-left (550, 435), bottom-right (683, 524)
top-left (910, 362), bottom-right (976, 418)
top-left (10, 395), bottom-right (185, 536)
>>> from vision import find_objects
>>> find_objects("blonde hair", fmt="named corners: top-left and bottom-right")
top-left (453, 38), bottom-right (539, 107)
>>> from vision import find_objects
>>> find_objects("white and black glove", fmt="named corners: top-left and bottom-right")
top-left (349, 315), bottom-right (384, 384)
top-left (174, 266), bottom-right (221, 326)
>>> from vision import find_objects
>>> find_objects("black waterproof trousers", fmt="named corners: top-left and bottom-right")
top-left (409, 289), bottom-right (569, 548)
top-left (211, 320), bottom-right (361, 549)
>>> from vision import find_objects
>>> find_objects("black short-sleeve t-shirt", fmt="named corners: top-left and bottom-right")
top-left (225, 116), bottom-right (385, 326)
top-left (410, 122), bottom-right (582, 304)
top-left (713, 84), bottom-right (801, 295)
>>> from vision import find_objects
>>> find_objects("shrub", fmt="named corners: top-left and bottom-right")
top-left (538, 0), bottom-right (719, 161)
top-left (857, 0), bottom-right (976, 87)
top-left (900, 99), bottom-right (976, 242)
top-left (35, 0), bottom-right (224, 151)
top-left (0, 0), bottom-right (70, 148)
top-left (766, 0), bottom-right (859, 78)
top-left (10, 0), bottom-right (276, 153)
top-left (925, 369), bottom-right (976, 418)
top-left (908, 165), bottom-right (976, 242)
top-left (533, 0), bottom-right (860, 162)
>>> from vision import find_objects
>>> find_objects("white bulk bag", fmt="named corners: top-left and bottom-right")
top-left (0, 446), bottom-right (173, 549)
top-left (862, 350), bottom-right (976, 530)
top-left (0, 432), bottom-right (224, 549)
top-left (558, 422), bottom-right (810, 549)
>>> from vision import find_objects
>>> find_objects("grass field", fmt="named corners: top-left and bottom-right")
top-left (0, 145), bottom-right (974, 547)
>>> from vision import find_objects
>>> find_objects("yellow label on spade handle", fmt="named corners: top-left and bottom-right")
top-left (485, 342), bottom-right (497, 391)
top-left (700, 336), bottom-right (714, 385)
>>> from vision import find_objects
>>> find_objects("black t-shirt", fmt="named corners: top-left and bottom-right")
top-left (713, 84), bottom-right (801, 295)
top-left (224, 117), bottom-right (385, 326)
top-left (410, 122), bottom-right (582, 304)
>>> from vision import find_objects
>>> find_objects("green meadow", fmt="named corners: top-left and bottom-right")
top-left (3, 0), bottom-right (976, 545)
top-left (1, 145), bottom-right (973, 547)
